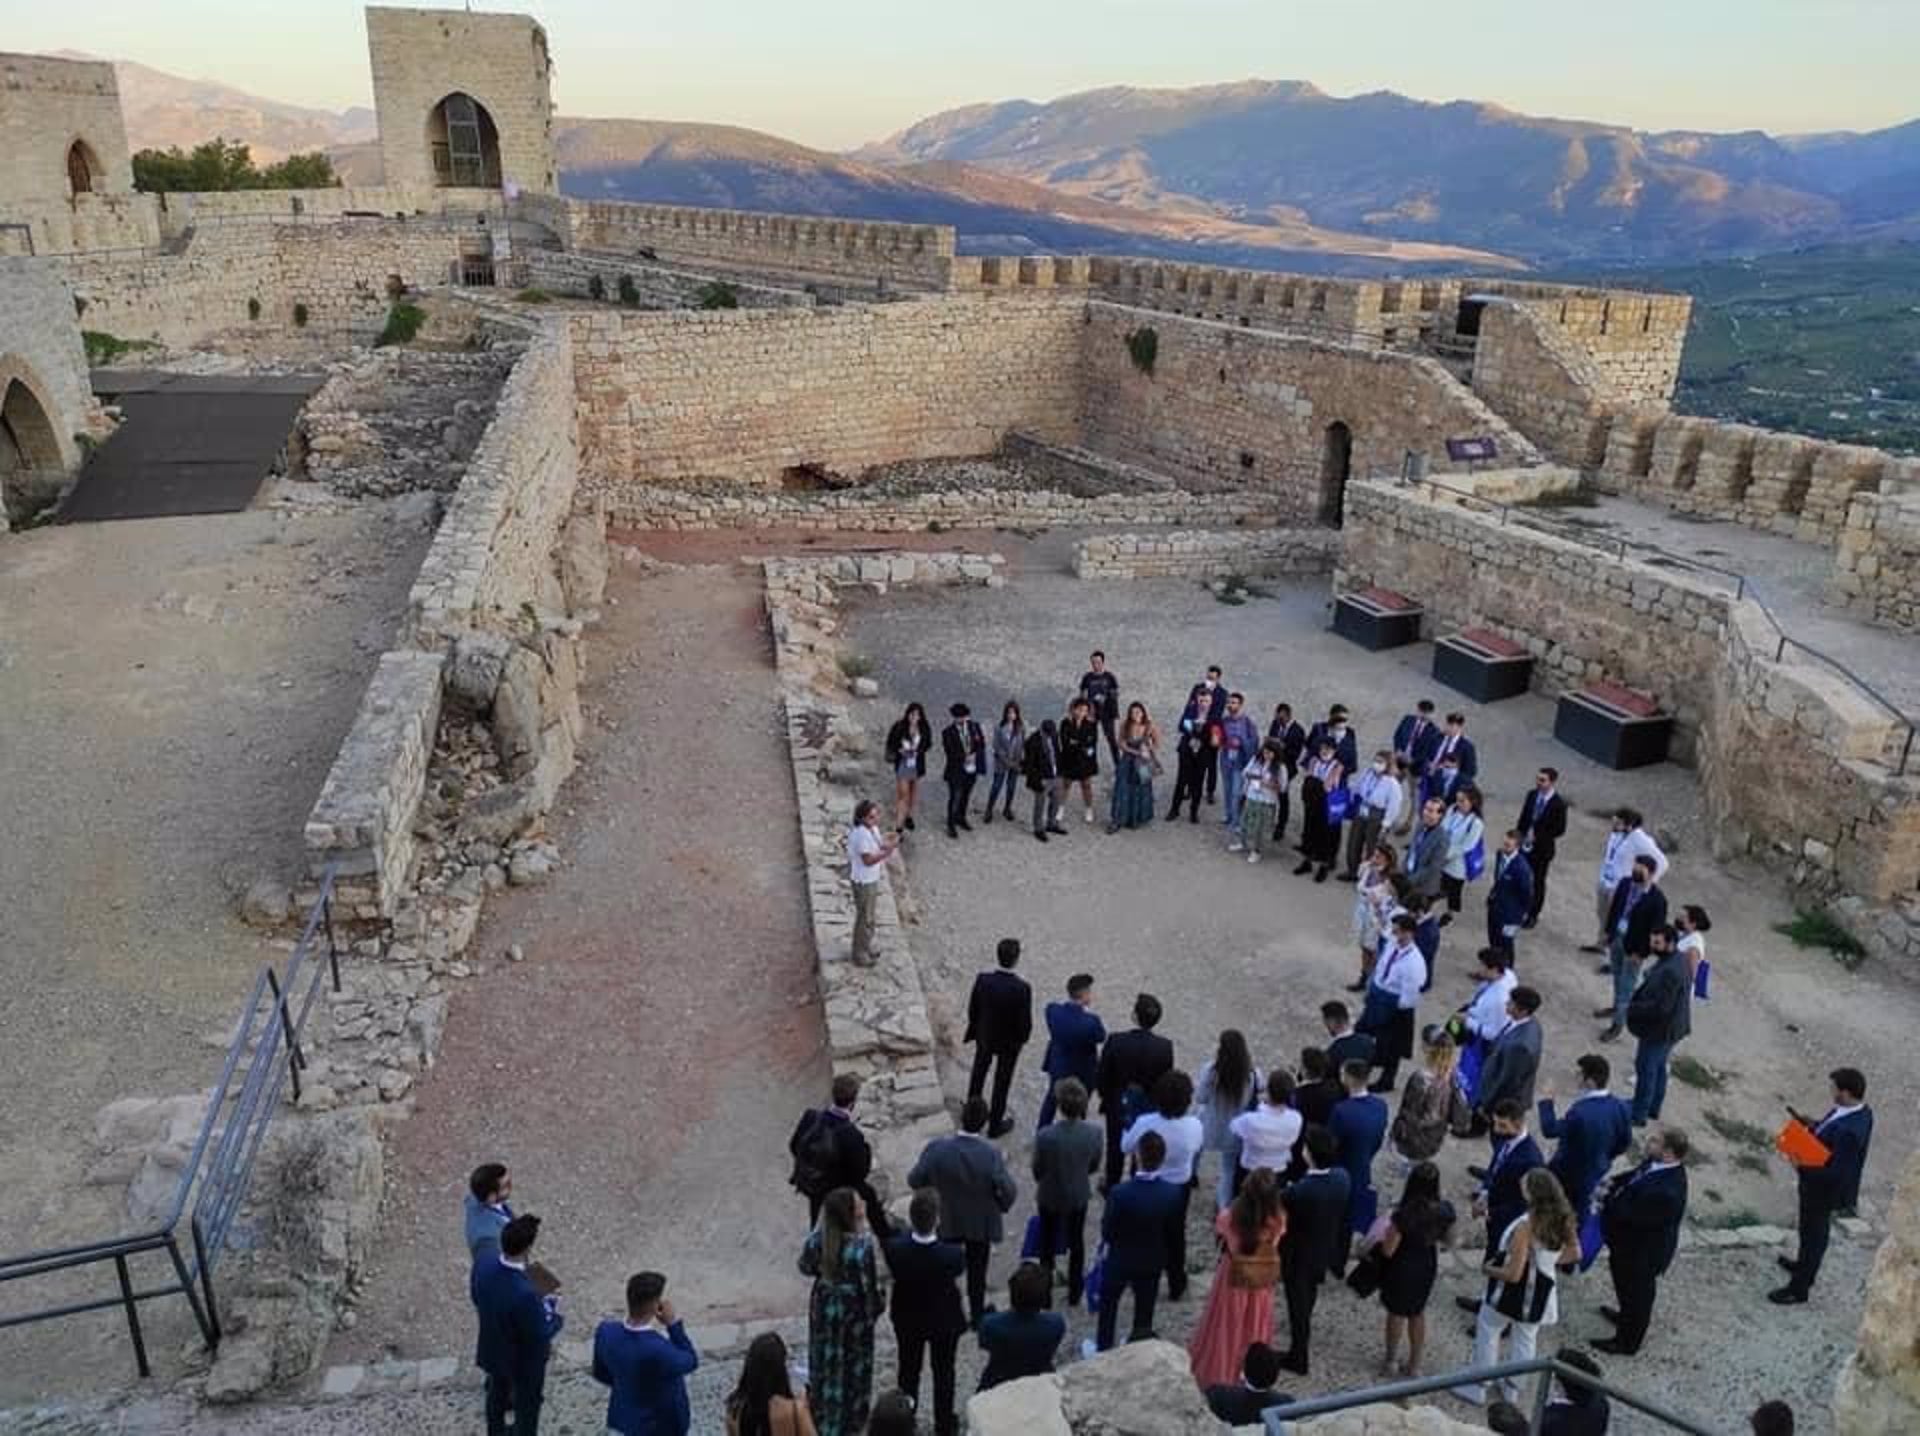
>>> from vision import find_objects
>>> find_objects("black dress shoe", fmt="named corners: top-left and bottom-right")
top-left (1336, 872), bottom-right (1359, 883)
top-left (1166, 807), bottom-right (1181, 821)
top-left (988, 1119), bottom-right (1016, 1139)
top-left (1467, 1165), bottom-right (1489, 1181)
top-left (1592, 1006), bottom-right (1616, 1019)
top-left (957, 818), bottom-right (974, 831)
top-left (1048, 824), bottom-right (1068, 835)
top-left (1520, 917), bottom-right (1537, 930)
top-left (1314, 866), bottom-right (1331, 883)
top-left (1293, 860), bottom-right (1314, 875)
top-left (904, 816), bottom-right (915, 831)
top-left (1454, 1295), bottom-right (1482, 1315)
top-left (1344, 979), bottom-right (1368, 993)
top-left (1592, 1337), bottom-right (1639, 1356)
top-left (1594, 962), bottom-right (1613, 975)
top-left (983, 808), bottom-right (994, 825)
top-left (1188, 812), bottom-right (1199, 824)
top-left (1033, 830), bottom-right (1048, 842)
top-left (1777, 1255), bottom-right (1799, 1274)
top-left (946, 826), bottom-right (959, 839)
top-left (1578, 942), bottom-right (1605, 954)
top-left (1598, 1305), bottom-right (1621, 1323)
top-left (1767, 1287), bottom-right (1808, 1305)
top-left (1598, 1024), bottom-right (1622, 1043)
top-left (1277, 1352), bottom-right (1309, 1376)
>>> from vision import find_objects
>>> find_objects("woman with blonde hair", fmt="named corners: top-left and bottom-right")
top-left (798, 1188), bottom-right (882, 1436)
top-left (1451, 1168), bottom-right (1576, 1407)
top-left (1390, 1030), bottom-right (1469, 1165)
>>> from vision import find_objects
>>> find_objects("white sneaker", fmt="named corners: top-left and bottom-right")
top-left (1248, 852), bottom-right (1261, 864)
top-left (1084, 807), bottom-right (1095, 825)
top-left (1080, 1338), bottom-right (1099, 1361)
top-left (1227, 840), bottom-right (1245, 853)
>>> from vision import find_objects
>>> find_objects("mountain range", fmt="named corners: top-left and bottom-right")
top-left (85, 56), bottom-right (1920, 270)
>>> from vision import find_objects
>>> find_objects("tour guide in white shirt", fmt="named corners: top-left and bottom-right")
top-left (1358, 916), bottom-right (1428, 1089)
top-left (848, 798), bottom-right (899, 967)
top-left (1584, 808), bottom-right (1668, 952)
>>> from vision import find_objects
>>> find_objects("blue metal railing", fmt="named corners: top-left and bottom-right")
top-left (0, 865), bottom-right (344, 1377)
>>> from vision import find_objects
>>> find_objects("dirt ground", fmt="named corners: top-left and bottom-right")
top-left (328, 556), bottom-right (830, 1366)
top-left (0, 501), bottom-right (432, 1402)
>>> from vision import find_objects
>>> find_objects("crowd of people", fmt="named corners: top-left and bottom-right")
top-left (454, 663), bottom-right (1876, 1435)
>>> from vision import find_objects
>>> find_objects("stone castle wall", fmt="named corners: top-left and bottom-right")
top-left (0, 53), bottom-right (156, 256)
top-left (1831, 493), bottom-right (1920, 634)
top-left (519, 247), bottom-right (816, 310)
top-left (0, 259), bottom-right (102, 475)
top-left (1078, 302), bottom-right (1541, 516)
top-left (1337, 479), bottom-right (1920, 903)
top-left (570, 293), bottom-right (1086, 495)
top-left (1073, 527), bottom-right (1341, 580)
top-left (1470, 299), bottom-right (1617, 466)
top-left (1475, 281), bottom-right (1690, 405)
top-left (365, 6), bottom-right (557, 195)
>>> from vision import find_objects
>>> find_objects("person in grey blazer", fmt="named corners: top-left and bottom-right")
top-left (1474, 988), bottom-right (1544, 1126)
top-left (1031, 1078), bottom-right (1104, 1306)
top-left (1401, 799), bottom-right (1449, 907)
top-left (909, 1097), bottom-right (1018, 1329)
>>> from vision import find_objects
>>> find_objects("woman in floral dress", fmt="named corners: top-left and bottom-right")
top-left (798, 1187), bottom-right (882, 1436)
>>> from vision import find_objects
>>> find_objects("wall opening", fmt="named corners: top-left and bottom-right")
top-left (0, 378), bottom-right (66, 526)
top-left (427, 92), bottom-right (503, 188)
top-left (1319, 421), bottom-right (1353, 527)
top-left (1779, 453), bottom-right (1816, 517)
top-left (66, 140), bottom-right (100, 197)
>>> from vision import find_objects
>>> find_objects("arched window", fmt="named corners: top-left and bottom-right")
top-left (1320, 421), bottom-right (1353, 527)
top-left (427, 93), bottom-right (502, 188)
top-left (67, 140), bottom-right (99, 196)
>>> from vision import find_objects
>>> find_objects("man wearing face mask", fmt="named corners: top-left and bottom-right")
top-left (1339, 748), bottom-right (1403, 882)
top-left (1307, 705), bottom-right (1360, 778)
top-left (1185, 667), bottom-right (1230, 805)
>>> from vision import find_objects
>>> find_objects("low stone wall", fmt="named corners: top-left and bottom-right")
top-left (519, 248), bottom-right (815, 310)
top-left (1073, 527), bottom-right (1339, 579)
top-left (303, 651), bottom-right (446, 918)
top-left (408, 322), bottom-right (580, 643)
top-left (1338, 479), bottom-right (1920, 904)
top-left (1830, 492), bottom-right (1920, 634)
top-left (764, 551), bottom-right (1006, 1188)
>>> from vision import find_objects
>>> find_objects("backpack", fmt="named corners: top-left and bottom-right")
top-left (789, 1110), bottom-right (840, 1197)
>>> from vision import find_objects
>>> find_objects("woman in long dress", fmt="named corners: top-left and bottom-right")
top-left (1107, 702), bottom-right (1161, 833)
top-left (1187, 1168), bottom-right (1286, 1388)
top-left (1293, 738), bottom-right (1346, 881)
top-left (798, 1188), bottom-right (882, 1436)
top-left (1451, 1168), bottom-right (1575, 1408)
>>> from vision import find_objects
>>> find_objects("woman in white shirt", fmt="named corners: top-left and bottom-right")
top-left (1439, 785), bottom-right (1486, 918)
top-left (1452, 1168), bottom-right (1575, 1408)
top-left (1229, 1069), bottom-right (1303, 1188)
top-left (1677, 903), bottom-right (1713, 998)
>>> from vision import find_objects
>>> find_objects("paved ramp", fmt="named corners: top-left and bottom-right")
top-left (59, 370), bottom-right (323, 523)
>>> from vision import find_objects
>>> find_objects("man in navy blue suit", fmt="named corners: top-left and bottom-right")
top-left (1096, 1130), bottom-right (1184, 1350)
top-left (1392, 699), bottom-right (1443, 781)
top-left (1771, 1067), bottom-right (1875, 1305)
top-left (1484, 830), bottom-right (1534, 959)
top-left (1597, 854), bottom-right (1668, 1043)
top-left (1433, 712), bottom-right (1478, 783)
top-left (591, 1270), bottom-right (698, 1436)
top-left (473, 1214), bottom-right (564, 1436)
top-left (1457, 1099), bottom-right (1543, 1314)
top-left (1538, 1053), bottom-right (1633, 1215)
top-left (1278, 1126), bottom-right (1351, 1376)
top-left (1037, 973), bottom-right (1105, 1128)
top-left (1596, 1127), bottom-right (1690, 1354)
top-left (1327, 1059), bottom-right (1388, 1263)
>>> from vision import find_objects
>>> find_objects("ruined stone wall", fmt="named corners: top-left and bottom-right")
top-left (1831, 493), bottom-right (1920, 634)
top-left (0, 53), bottom-right (156, 256)
top-left (568, 199), bottom-right (956, 292)
top-left (0, 259), bottom-right (101, 475)
top-left (152, 185), bottom-right (506, 240)
top-left (571, 293), bottom-right (1085, 494)
top-left (1338, 479), bottom-right (1920, 903)
top-left (1472, 281), bottom-right (1690, 405)
top-left (1470, 300), bottom-right (1616, 466)
top-left (366, 6), bottom-right (557, 195)
top-left (1073, 528), bottom-right (1340, 580)
top-left (519, 248), bottom-right (815, 310)
top-left (1077, 302), bottom-right (1540, 516)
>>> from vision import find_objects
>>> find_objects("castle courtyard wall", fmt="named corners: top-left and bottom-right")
top-left (0, 259), bottom-right (100, 476)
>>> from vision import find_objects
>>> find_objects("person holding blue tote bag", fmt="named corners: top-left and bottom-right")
top-left (1439, 785), bottom-right (1485, 920)
top-left (1293, 739), bottom-right (1348, 883)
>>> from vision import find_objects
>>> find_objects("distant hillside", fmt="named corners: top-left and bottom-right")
top-left (862, 81), bottom-right (1920, 262)
top-left (549, 117), bottom-right (1520, 273)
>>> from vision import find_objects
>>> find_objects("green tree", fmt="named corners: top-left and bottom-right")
top-left (259, 152), bottom-right (338, 189)
top-left (131, 138), bottom-right (338, 193)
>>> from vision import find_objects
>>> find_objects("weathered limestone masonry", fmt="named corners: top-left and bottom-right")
top-left (366, 6), bottom-right (558, 195)
top-left (1073, 527), bottom-right (1340, 580)
top-left (519, 247), bottom-right (816, 310)
top-left (1078, 302), bottom-right (1540, 510)
top-left (1832, 493), bottom-right (1920, 634)
top-left (1835, 1149), bottom-right (1920, 1436)
top-left (764, 553), bottom-right (1005, 1187)
top-left (0, 259), bottom-right (104, 476)
top-left (1470, 300), bottom-right (1622, 467)
top-left (568, 198), bottom-right (956, 293)
top-left (151, 184), bottom-right (506, 242)
top-left (571, 293), bottom-right (1086, 493)
top-left (607, 481), bottom-right (1277, 533)
top-left (1338, 480), bottom-right (1920, 907)
top-left (1476, 281), bottom-right (1689, 404)
top-left (0, 51), bottom-right (158, 256)
top-left (1600, 408), bottom-right (1920, 548)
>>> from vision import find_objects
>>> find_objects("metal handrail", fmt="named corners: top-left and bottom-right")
top-left (0, 864), bottom-right (345, 1378)
top-left (1401, 473), bottom-right (1918, 775)
top-left (1265, 1354), bottom-right (1719, 1435)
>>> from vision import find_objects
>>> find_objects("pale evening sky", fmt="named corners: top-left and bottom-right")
top-left (3, 0), bottom-right (1915, 150)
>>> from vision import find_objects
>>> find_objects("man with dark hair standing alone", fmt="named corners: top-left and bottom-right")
top-left (1095, 993), bottom-right (1175, 1189)
top-left (1079, 650), bottom-right (1121, 765)
top-left (1625, 926), bottom-right (1691, 1127)
top-left (965, 939), bottom-right (1034, 1138)
top-left (473, 1213), bottom-right (563, 1436)
top-left (1771, 1067), bottom-right (1874, 1305)
top-left (1514, 769), bottom-right (1567, 930)
top-left (941, 703), bottom-right (987, 839)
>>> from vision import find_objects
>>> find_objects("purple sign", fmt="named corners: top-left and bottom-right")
top-left (1446, 436), bottom-right (1499, 463)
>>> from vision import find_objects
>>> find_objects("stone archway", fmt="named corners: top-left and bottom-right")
top-left (426, 92), bottom-right (502, 188)
top-left (66, 139), bottom-right (100, 197)
top-left (0, 375), bottom-right (67, 526)
top-left (1319, 420), bottom-right (1353, 527)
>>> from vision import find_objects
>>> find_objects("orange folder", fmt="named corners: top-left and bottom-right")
top-left (1776, 1120), bottom-right (1830, 1169)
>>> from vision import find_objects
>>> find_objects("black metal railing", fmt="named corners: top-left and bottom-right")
top-left (1265, 1354), bottom-right (1719, 1435)
top-left (1401, 474), bottom-right (1918, 774)
top-left (0, 865), bottom-right (344, 1377)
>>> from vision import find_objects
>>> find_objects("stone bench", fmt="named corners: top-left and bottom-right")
top-left (1333, 585), bottom-right (1423, 651)
top-left (1434, 626), bottom-right (1534, 702)
top-left (1554, 680), bottom-right (1674, 770)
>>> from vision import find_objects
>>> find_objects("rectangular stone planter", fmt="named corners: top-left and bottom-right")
top-left (1434, 628), bottom-right (1534, 702)
top-left (1554, 686), bottom-right (1674, 770)
top-left (1334, 587), bottom-right (1423, 651)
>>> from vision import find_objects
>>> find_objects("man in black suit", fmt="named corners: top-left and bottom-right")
top-left (1305, 703), bottom-right (1360, 777)
top-left (965, 938), bottom-right (1033, 1138)
top-left (1204, 1341), bottom-right (1292, 1425)
top-left (1094, 992), bottom-right (1175, 1189)
top-left (939, 702), bottom-right (986, 839)
top-left (1458, 1098), bottom-right (1544, 1313)
top-left (1771, 1067), bottom-right (1875, 1305)
top-left (882, 1189), bottom-right (968, 1436)
top-left (1184, 665), bottom-right (1229, 803)
top-left (1286, 1048), bottom-right (1342, 1181)
top-left (1096, 1131), bottom-right (1185, 1349)
top-left (1278, 1126), bottom-right (1351, 1376)
top-left (1596, 1126), bottom-right (1690, 1354)
top-left (1515, 768), bottom-right (1568, 929)
top-left (1319, 1000), bottom-right (1376, 1074)
top-left (788, 1073), bottom-right (889, 1234)
top-left (907, 1098), bottom-right (1018, 1329)
top-left (1596, 854), bottom-right (1667, 1043)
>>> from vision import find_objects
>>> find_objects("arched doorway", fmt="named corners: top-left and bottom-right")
top-left (66, 140), bottom-right (99, 196)
top-left (1319, 420), bottom-right (1353, 527)
top-left (0, 377), bottom-right (66, 526)
top-left (427, 93), bottom-right (502, 188)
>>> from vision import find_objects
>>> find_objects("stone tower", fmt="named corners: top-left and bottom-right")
top-left (364, 6), bottom-right (557, 197)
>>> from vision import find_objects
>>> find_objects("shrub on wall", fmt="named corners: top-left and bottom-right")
top-left (1126, 326), bottom-right (1159, 375)
top-left (82, 330), bottom-right (158, 365)
top-left (617, 274), bottom-right (640, 308)
top-left (586, 274), bottom-right (607, 302)
top-left (376, 302), bottom-right (427, 347)
top-left (696, 280), bottom-right (740, 310)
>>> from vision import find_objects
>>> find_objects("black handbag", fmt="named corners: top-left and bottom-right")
top-left (1345, 1249), bottom-right (1384, 1298)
